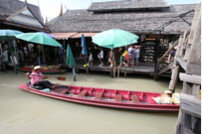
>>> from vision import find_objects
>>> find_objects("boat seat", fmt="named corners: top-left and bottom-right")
top-left (131, 94), bottom-right (140, 103)
top-left (78, 90), bottom-right (88, 97)
top-left (115, 94), bottom-right (122, 102)
top-left (60, 88), bottom-right (69, 95)
top-left (95, 92), bottom-right (103, 100)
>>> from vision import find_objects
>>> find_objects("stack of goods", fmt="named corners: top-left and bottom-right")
top-left (140, 42), bottom-right (155, 63)
top-left (41, 65), bottom-right (59, 70)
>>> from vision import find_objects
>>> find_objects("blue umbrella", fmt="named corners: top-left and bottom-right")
top-left (0, 29), bottom-right (23, 73)
top-left (0, 29), bottom-right (23, 41)
top-left (81, 34), bottom-right (87, 55)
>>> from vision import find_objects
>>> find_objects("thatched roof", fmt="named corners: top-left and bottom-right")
top-left (88, 0), bottom-right (170, 12)
top-left (0, 0), bottom-right (44, 26)
top-left (48, 3), bottom-right (196, 35)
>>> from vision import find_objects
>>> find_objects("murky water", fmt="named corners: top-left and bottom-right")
top-left (0, 71), bottom-right (181, 134)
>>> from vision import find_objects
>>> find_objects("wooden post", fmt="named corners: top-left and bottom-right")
top-left (72, 67), bottom-right (76, 81)
top-left (8, 41), bottom-right (17, 74)
top-left (42, 45), bottom-right (46, 65)
top-left (117, 67), bottom-right (120, 78)
top-left (112, 49), bottom-right (116, 78)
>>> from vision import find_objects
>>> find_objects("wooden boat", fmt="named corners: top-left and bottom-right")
top-left (18, 84), bottom-right (179, 112)
top-left (17, 66), bottom-right (66, 74)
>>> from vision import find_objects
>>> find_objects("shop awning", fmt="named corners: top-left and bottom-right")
top-left (50, 32), bottom-right (78, 40)
top-left (70, 32), bottom-right (97, 38)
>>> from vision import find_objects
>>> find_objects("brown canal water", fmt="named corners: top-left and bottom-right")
top-left (0, 71), bottom-right (181, 134)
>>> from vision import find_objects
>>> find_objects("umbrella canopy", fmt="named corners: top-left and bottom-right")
top-left (15, 32), bottom-right (62, 47)
top-left (38, 32), bottom-right (54, 38)
top-left (66, 44), bottom-right (76, 67)
top-left (0, 29), bottom-right (23, 41)
top-left (81, 34), bottom-right (87, 55)
top-left (92, 29), bottom-right (139, 49)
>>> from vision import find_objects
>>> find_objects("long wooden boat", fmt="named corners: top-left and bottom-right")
top-left (18, 84), bottom-right (179, 112)
top-left (17, 66), bottom-right (66, 74)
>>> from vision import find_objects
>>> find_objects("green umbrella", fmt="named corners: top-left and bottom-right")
top-left (92, 29), bottom-right (139, 49)
top-left (66, 44), bottom-right (76, 66)
top-left (66, 44), bottom-right (76, 81)
top-left (15, 32), bottom-right (62, 47)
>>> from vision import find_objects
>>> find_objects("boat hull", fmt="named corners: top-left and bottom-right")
top-left (18, 84), bottom-right (179, 112)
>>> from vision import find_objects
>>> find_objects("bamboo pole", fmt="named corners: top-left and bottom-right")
top-left (8, 41), bottom-right (17, 74)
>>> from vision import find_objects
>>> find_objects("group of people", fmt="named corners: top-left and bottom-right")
top-left (88, 45), bottom-right (140, 68)
top-left (0, 42), bottom-right (65, 68)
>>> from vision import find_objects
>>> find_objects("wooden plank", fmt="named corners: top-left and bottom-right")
top-left (186, 62), bottom-right (201, 75)
top-left (188, 4), bottom-right (201, 45)
top-left (115, 94), bottom-right (122, 102)
top-left (175, 35), bottom-right (183, 58)
top-left (117, 67), bottom-right (120, 78)
top-left (187, 13), bottom-right (201, 64)
top-left (158, 62), bottom-right (174, 75)
top-left (180, 93), bottom-right (201, 118)
top-left (158, 40), bottom-right (179, 63)
top-left (95, 92), bottom-right (103, 100)
top-left (192, 85), bottom-right (200, 97)
top-left (179, 73), bottom-right (201, 85)
top-left (169, 64), bottom-right (179, 90)
top-left (176, 57), bottom-right (187, 70)
top-left (181, 126), bottom-right (195, 134)
top-left (183, 82), bottom-right (192, 94)
top-left (131, 94), bottom-right (140, 103)
top-left (78, 90), bottom-right (87, 97)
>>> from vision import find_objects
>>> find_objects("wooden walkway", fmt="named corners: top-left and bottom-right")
top-left (75, 64), bottom-right (154, 76)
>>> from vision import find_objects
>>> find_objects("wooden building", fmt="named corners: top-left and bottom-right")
top-left (47, 0), bottom-right (196, 76)
top-left (163, 4), bottom-right (201, 134)
top-left (0, 0), bottom-right (48, 32)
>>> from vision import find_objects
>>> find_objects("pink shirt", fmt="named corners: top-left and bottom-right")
top-left (30, 71), bottom-right (44, 85)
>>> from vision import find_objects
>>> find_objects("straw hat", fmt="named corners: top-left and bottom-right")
top-left (34, 65), bottom-right (41, 70)
top-left (164, 90), bottom-right (172, 94)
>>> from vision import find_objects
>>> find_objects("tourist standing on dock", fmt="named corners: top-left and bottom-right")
top-left (88, 52), bottom-right (93, 66)
top-left (58, 46), bottom-right (65, 64)
top-left (98, 48), bottom-right (104, 66)
top-left (108, 49), bottom-right (113, 67)
top-left (135, 46), bottom-right (140, 65)
top-left (119, 48), bottom-right (128, 68)
top-left (127, 46), bottom-right (135, 66)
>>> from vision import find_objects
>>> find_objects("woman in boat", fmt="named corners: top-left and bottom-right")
top-left (26, 65), bottom-right (57, 89)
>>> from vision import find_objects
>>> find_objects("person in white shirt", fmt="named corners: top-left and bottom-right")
top-left (135, 46), bottom-right (140, 65)
top-left (127, 45), bottom-right (135, 66)
top-left (88, 52), bottom-right (93, 65)
top-left (98, 48), bottom-right (104, 66)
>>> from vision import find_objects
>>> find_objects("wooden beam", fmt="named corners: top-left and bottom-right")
top-left (169, 63), bottom-right (179, 90)
top-left (158, 62), bottom-right (174, 75)
top-left (158, 40), bottom-right (179, 63)
top-left (180, 93), bottom-right (201, 118)
top-left (176, 57), bottom-right (187, 70)
top-left (188, 4), bottom-right (201, 45)
top-left (179, 73), bottom-right (201, 85)
top-left (187, 14), bottom-right (201, 64)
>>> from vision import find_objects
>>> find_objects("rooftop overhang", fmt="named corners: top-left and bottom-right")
top-left (50, 32), bottom-right (97, 40)
top-left (0, 20), bottom-right (49, 32)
